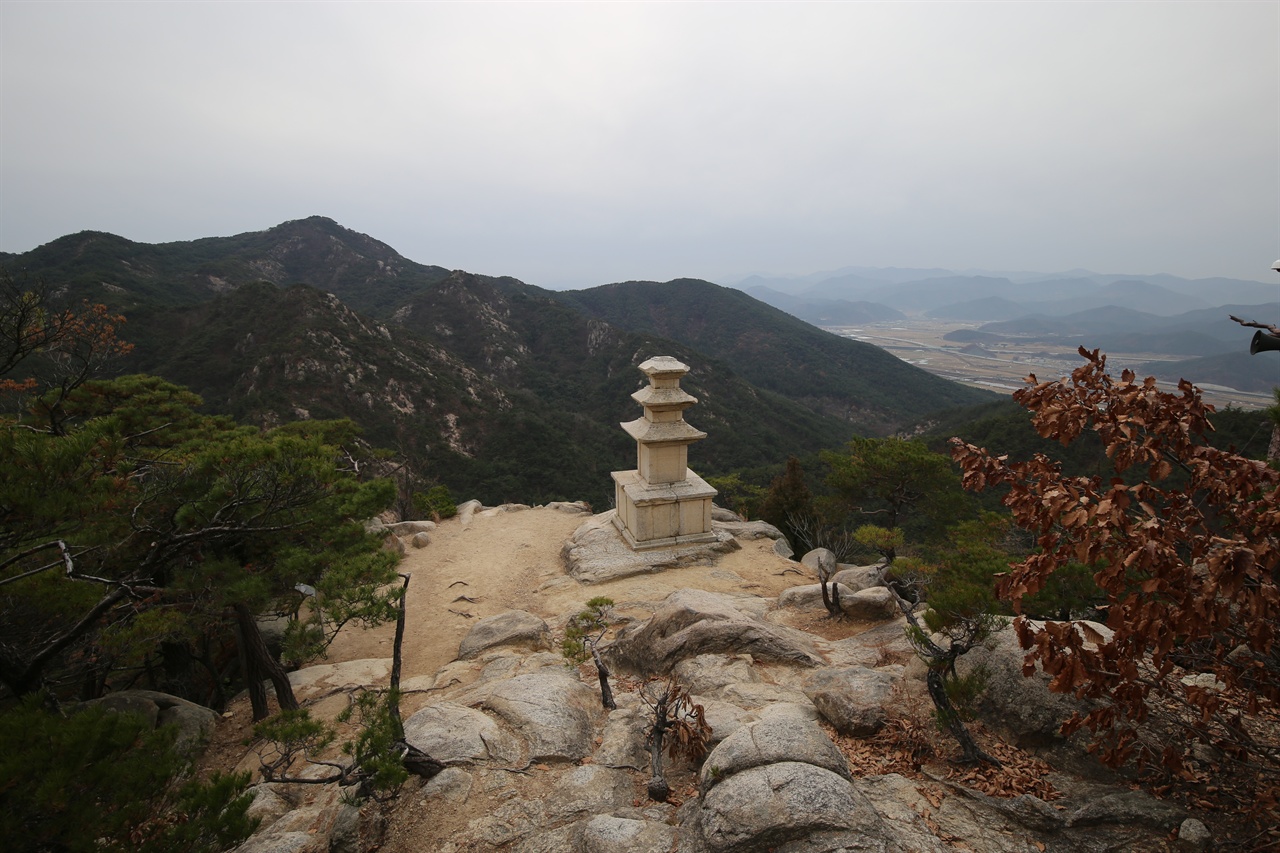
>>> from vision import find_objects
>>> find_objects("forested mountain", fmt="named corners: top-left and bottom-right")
top-left (551, 278), bottom-right (993, 434)
top-left (0, 215), bottom-right (451, 316)
top-left (4, 217), bottom-right (996, 506)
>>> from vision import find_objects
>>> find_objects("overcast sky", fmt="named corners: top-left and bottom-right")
top-left (2, 2), bottom-right (1276, 289)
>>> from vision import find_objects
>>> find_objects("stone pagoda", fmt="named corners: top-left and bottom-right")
top-left (611, 356), bottom-right (718, 550)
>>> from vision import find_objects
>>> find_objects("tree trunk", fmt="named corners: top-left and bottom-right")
top-left (0, 586), bottom-right (129, 698)
top-left (888, 586), bottom-right (999, 767)
top-left (647, 690), bottom-right (671, 802)
top-left (926, 668), bottom-right (1000, 766)
top-left (194, 641), bottom-right (228, 712)
top-left (819, 579), bottom-right (841, 618)
top-left (388, 574), bottom-right (410, 736)
top-left (387, 573), bottom-right (443, 781)
top-left (233, 603), bottom-right (297, 720)
top-left (588, 643), bottom-right (616, 710)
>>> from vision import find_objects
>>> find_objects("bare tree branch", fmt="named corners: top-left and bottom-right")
top-left (1229, 315), bottom-right (1280, 335)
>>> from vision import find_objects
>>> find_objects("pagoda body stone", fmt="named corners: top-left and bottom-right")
top-left (611, 356), bottom-right (718, 550)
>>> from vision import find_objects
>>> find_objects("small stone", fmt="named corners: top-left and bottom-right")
top-left (1176, 818), bottom-right (1212, 852)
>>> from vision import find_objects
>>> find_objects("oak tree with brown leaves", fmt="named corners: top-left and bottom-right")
top-left (951, 347), bottom-right (1279, 833)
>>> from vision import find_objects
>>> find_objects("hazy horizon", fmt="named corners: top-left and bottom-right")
top-left (2, 2), bottom-right (1276, 289)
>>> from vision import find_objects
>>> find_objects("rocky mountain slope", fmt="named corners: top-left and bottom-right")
top-left (0, 215), bottom-right (451, 315)
top-left (4, 217), bottom-right (994, 504)
top-left (552, 279), bottom-right (991, 432)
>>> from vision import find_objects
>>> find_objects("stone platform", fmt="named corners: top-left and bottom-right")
top-left (562, 509), bottom-right (785, 584)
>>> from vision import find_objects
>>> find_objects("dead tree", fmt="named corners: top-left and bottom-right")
top-left (640, 678), bottom-right (712, 802)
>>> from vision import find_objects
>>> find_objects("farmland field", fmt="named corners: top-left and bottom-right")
top-left (826, 320), bottom-right (1275, 411)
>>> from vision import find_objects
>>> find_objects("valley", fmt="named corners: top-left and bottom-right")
top-left (828, 317), bottom-right (1276, 411)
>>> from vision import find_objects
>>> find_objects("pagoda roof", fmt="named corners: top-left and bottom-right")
top-left (638, 356), bottom-right (690, 377)
top-left (621, 417), bottom-right (706, 444)
top-left (631, 386), bottom-right (698, 408)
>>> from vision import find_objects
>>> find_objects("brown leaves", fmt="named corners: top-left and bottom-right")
top-left (953, 347), bottom-right (1280, 832)
top-left (824, 710), bottom-right (1061, 802)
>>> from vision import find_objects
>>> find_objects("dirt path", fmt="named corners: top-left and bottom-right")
top-left (324, 506), bottom-right (806, 688)
top-left (193, 506), bottom-right (827, 778)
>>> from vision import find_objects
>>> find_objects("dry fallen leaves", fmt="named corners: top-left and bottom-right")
top-left (823, 718), bottom-right (1061, 801)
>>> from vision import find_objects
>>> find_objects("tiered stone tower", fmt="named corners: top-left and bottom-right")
top-left (611, 356), bottom-right (718, 550)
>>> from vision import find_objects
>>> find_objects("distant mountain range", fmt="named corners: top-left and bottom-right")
top-left (736, 265), bottom-right (1277, 393)
top-left (0, 217), bottom-right (994, 506)
top-left (738, 265), bottom-right (1275, 316)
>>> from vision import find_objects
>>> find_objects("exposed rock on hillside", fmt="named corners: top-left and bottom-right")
top-left (210, 504), bottom-right (1215, 853)
top-left (606, 588), bottom-right (825, 674)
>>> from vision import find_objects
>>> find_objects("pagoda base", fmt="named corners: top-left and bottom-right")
top-left (611, 469), bottom-right (718, 551)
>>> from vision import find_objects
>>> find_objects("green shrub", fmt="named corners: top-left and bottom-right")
top-left (0, 695), bottom-right (255, 853)
top-left (412, 484), bottom-right (457, 520)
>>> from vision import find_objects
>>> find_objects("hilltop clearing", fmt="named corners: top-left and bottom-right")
top-left (202, 503), bottom-right (1240, 853)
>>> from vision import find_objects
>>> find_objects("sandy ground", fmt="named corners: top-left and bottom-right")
top-left (199, 505), bottom-right (820, 780)
top-left (324, 505), bottom-right (807, 704)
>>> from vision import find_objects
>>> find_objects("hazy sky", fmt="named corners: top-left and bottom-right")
top-left (2, 2), bottom-right (1277, 289)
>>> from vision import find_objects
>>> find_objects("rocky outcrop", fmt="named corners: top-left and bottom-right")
top-left (228, 517), bottom-right (1216, 853)
top-left (699, 710), bottom-right (851, 793)
top-left (457, 610), bottom-right (552, 660)
top-left (84, 689), bottom-right (219, 750)
top-left (481, 671), bottom-right (601, 762)
top-left (578, 814), bottom-right (676, 853)
top-left (402, 701), bottom-right (522, 764)
top-left (803, 665), bottom-right (900, 736)
top-left (606, 588), bottom-right (825, 674)
top-left (561, 511), bottom-right (747, 584)
top-left (697, 761), bottom-right (898, 853)
top-left (673, 653), bottom-right (760, 696)
top-left (955, 622), bottom-right (1101, 746)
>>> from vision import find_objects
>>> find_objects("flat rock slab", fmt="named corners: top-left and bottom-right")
top-left (608, 588), bottom-right (824, 674)
top-left (386, 520), bottom-right (436, 535)
top-left (701, 713), bottom-right (851, 793)
top-left (482, 671), bottom-right (600, 762)
top-left (562, 511), bottom-right (744, 584)
top-left (673, 653), bottom-right (760, 696)
top-left (839, 586), bottom-right (899, 620)
top-left (803, 665), bottom-right (899, 736)
top-left (544, 764), bottom-right (637, 823)
top-left (698, 762), bottom-right (893, 853)
top-left (579, 815), bottom-right (676, 853)
top-left (403, 701), bottom-right (522, 764)
top-left (287, 658), bottom-right (391, 698)
top-left (714, 519), bottom-right (786, 540)
top-left (458, 610), bottom-right (552, 660)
